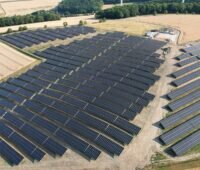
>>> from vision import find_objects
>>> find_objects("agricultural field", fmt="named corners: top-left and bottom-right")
top-left (89, 19), bottom-right (161, 36)
top-left (0, 42), bottom-right (37, 82)
top-left (132, 14), bottom-right (200, 44)
top-left (0, 0), bottom-right (61, 16)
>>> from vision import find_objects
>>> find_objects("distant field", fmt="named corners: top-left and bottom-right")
top-left (131, 14), bottom-right (200, 44)
top-left (0, 42), bottom-right (37, 81)
top-left (0, 15), bottom-right (97, 33)
top-left (0, 0), bottom-right (61, 16)
top-left (89, 19), bottom-right (161, 36)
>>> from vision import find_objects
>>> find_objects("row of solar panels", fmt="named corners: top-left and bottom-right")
top-left (0, 26), bottom-right (95, 48)
top-left (157, 46), bottom-right (200, 156)
top-left (0, 32), bottom-right (166, 165)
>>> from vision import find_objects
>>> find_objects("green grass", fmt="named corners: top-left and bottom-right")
top-left (151, 158), bottom-right (200, 170)
top-left (184, 143), bottom-right (200, 155)
top-left (151, 152), bottom-right (167, 163)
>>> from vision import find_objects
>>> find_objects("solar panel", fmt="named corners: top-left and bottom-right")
top-left (171, 70), bottom-right (200, 87)
top-left (171, 130), bottom-right (200, 156)
top-left (171, 62), bottom-right (200, 78)
top-left (167, 90), bottom-right (200, 111)
top-left (0, 139), bottom-right (23, 165)
top-left (176, 53), bottom-right (192, 60)
top-left (160, 115), bottom-right (200, 145)
top-left (0, 121), bottom-right (45, 161)
top-left (167, 79), bottom-right (200, 100)
top-left (0, 31), bottom-right (166, 164)
top-left (160, 101), bottom-right (200, 129)
top-left (177, 56), bottom-right (199, 67)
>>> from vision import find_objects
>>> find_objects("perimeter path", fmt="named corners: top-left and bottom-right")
top-left (0, 15), bottom-right (98, 33)
top-left (0, 42), bottom-right (37, 81)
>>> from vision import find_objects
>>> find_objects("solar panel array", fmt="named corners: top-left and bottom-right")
top-left (157, 43), bottom-right (200, 156)
top-left (0, 29), bottom-right (166, 165)
top-left (0, 26), bottom-right (95, 48)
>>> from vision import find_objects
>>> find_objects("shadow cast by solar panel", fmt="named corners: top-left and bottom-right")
top-left (164, 147), bottom-right (176, 157)
top-left (153, 136), bottom-right (165, 146)
top-left (160, 94), bottom-right (170, 100)
top-left (173, 56), bottom-right (180, 61)
top-left (174, 63), bottom-right (181, 67)
top-left (152, 121), bottom-right (163, 129)
top-left (0, 155), bottom-right (17, 167)
top-left (169, 81), bottom-right (177, 87)
top-left (166, 73), bottom-right (175, 79)
top-left (162, 105), bottom-right (171, 112)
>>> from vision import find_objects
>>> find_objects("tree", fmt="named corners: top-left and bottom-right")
top-left (79, 20), bottom-right (84, 26)
top-left (18, 26), bottom-right (23, 31)
top-left (0, 11), bottom-right (60, 27)
top-left (63, 21), bottom-right (68, 27)
top-left (6, 28), bottom-right (13, 33)
top-left (96, 2), bottom-right (200, 19)
top-left (57, 0), bottom-right (103, 15)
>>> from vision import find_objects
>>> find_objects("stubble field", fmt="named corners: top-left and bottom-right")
top-left (0, 0), bottom-right (61, 16)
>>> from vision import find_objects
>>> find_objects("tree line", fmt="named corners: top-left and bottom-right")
top-left (0, 0), bottom-right (103, 27)
top-left (56, 0), bottom-right (103, 15)
top-left (96, 2), bottom-right (200, 19)
top-left (0, 11), bottom-right (60, 27)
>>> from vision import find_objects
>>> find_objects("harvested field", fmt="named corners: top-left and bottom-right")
top-left (131, 14), bottom-right (200, 44)
top-left (0, 4), bottom-right (5, 16)
top-left (0, 42), bottom-right (37, 81)
top-left (89, 19), bottom-right (161, 36)
top-left (0, 0), bottom-right (61, 16)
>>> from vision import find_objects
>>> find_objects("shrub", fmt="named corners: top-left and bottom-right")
top-left (6, 28), bottom-right (13, 33)
top-left (63, 21), bottom-right (68, 27)
top-left (79, 20), bottom-right (84, 26)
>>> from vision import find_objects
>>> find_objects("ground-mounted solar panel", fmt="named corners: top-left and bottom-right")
top-left (159, 115), bottom-right (200, 145)
top-left (1, 111), bottom-right (67, 156)
top-left (171, 130), bottom-right (200, 156)
top-left (182, 43), bottom-right (200, 53)
top-left (24, 97), bottom-right (126, 157)
top-left (177, 56), bottom-right (199, 67)
top-left (167, 90), bottom-right (200, 111)
top-left (191, 49), bottom-right (200, 56)
top-left (160, 101), bottom-right (200, 129)
top-left (0, 139), bottom-right (23, 166)
top-left (176, 53), bottom-right (192, 60)
top-left (1, 26), bottom-right (96, 48)
top-left (171, 62), bottom-right (200, 78)
top-left (171, 70), bottom-right (200, 87)
top-left (0, 121), bottom-right (45, 161)
top-left (0, 31), bottom-right (167, 165)
top-left (41, 88), bottom-right (139, 137)
top-left (167, 79), bottom-right (200, 100)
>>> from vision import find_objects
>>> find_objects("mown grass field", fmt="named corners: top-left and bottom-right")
top-left (89, 19), bottom-right (161, 36)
